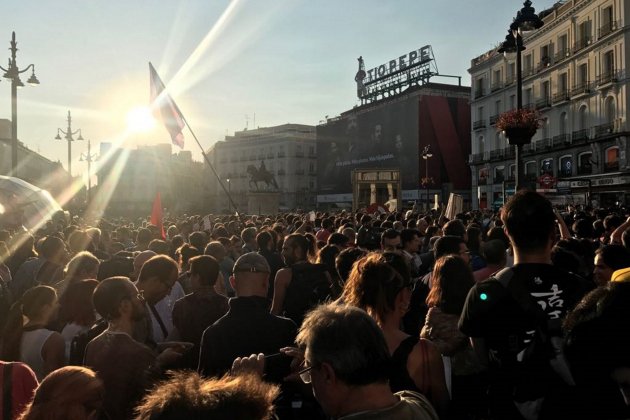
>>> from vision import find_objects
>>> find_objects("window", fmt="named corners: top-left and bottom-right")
top-left (494, 166), bottom-right (505, 183)
top-left (541, 158), bottom-right (554, 176)
top-left (478, 135), bottom-right (485, 154)
top-left (495, 132), bottom-right (501, 150)
top-left (524, 54), bottom-right (533, 74)
top-left (478, 168), bottom-right (489, 185)
top-left (508, 63), bottom-right (516, 82)
top-left (542, 118), bottom-right (549, 139)
top-left (524, 87), bottom-right (533, 105)
top-left (541, 80), bottom-right (550, 99)
top-left (605, 97), bottom-right (616, 123)
top-left (493, 69), bottom-right (501, 84)
top-left (509, 164), bottom-right (516, 180)
top-left (478, 106), bottom-right (485, 120)
top-left (559, 155), bottom-right (572, 177)
top-left (601, 6), bottom-right (614, 36)
top-left (603, 50), bottom-right (615, 76)
top-left (558, 34), bottom-right (568, 56)
top-left (578, 106), bottom-right (588, 130)
top-left (525, 161), bottom-right (537, 179)
top-left (578, 20), bottom-right (592, 43)
top-left (476, 78), bottom-right (484, 96)
top-left (495, 100), bottom-right (501, 114)
top-left (578, 63), bottom-right (588, 85)
top-left (578, 152), bottom-right (593, 175)
top-left (605, 146), bottom-right (619, 171)
top-left (558, 73), bottom-right (568, 92)
top-left (559, 112), bottom-right (568, 135)
top-left (509, 94), bottom-right (516, 109)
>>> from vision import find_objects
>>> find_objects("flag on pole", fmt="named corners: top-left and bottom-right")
top-left (151, 191), bottom-right (166, 239)
top-left (149, 62), bottom-right (185, 149)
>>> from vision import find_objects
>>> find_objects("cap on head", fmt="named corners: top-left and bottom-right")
top-left (233, 252), bottom-right (270, 274)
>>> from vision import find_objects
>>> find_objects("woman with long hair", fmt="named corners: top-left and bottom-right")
top-left (421, 255), bottom-right (486, 418)
top-left (341, 253), bottom-right (450, 417)
top-left (57, 280), bottom-right (99, 361)
top-left (1, 285), bottom-right (65, 380)
top-left (18, 366), bottom-right (104, 420)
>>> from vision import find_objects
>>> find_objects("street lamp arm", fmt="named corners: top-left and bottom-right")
top-left (15, 63), bottom-right (35, 75)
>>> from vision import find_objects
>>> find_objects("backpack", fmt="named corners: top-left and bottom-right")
top-left (68, 319), bottom-right (108, 366)
top-left (283, 262), bottom-right (332, 326)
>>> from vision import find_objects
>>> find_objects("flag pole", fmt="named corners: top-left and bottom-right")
top-left (149, 62), bottom-right (239, 214)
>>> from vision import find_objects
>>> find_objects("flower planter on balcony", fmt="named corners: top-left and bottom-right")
top-left (504, 127), bottom-right (536, 146)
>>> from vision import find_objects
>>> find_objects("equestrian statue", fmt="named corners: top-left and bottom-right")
top-left (247, 160), bottom-right (279, 191)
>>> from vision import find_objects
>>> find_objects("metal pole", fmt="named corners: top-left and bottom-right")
top-left (87, 140), bottom-right (92, 202)
top-left (67, 111), bottom-right (73, 176)
top-left (11, 78), bottom-right (17, 176)
top-left (227, 180), bottom-right (231, 213)
top-left (515, 32), bottom-right (524, 191)
top-left (425, 157), bottom-right (430, 210)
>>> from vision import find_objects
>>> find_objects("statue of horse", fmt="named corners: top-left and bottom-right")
top-left (247, 163), bottom-right (279, 191)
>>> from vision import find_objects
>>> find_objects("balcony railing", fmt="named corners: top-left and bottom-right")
top-left (489, 114), bottom-right (500, 125)
top-left (491, 82), bottom-right (503, 92)
top-left (572, 129), bottom-right (589, 143)
top-left (554, 49), bottom-right (570, 63)
top-left (505, 77), bottom-right (515, 86)
top-left (595, 122), bottom-right (615, 136)
top-left (559, 168), bottom-right (573, 177)
top-left (597, 70), bottom-right (620, 86)
top-left (535, 96), bottom-right (551, 109)
top-left (573, 36), bottom-right (592, 52)
top-left (473, 119), bottom-right (486, 130)
top-left (598, 20), bottom-right (619, 38)
top-left (470, 153), bottom-right (485, 164)
top-left (552, 90), bottom-right (570, 104)
top-left (534, 138), bottom-right (551, 150)
top-left (490, 150), bottom-right (503, 160)
top-left (503, 147), bottom-right (515, 159)
top-left (536, 57), bottom-right (551, 72)
top-left (571, 82), bottom-right (591, 97)
top-left (474, 89), bottom-right (485, 99)
top-left (553, 133), bottom-right (571, 146)
top-left (494, 175), bottom-right (505, 183)
top-left (523, 66), bottom-right (534, 77)
top-left (577, 165), bottom-right (592, 175)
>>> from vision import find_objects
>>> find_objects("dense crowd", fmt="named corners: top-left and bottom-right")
top-left (0, 190), bottom-right (629, 419)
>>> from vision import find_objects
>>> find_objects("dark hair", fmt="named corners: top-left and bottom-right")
top-left (189, 255), bottom-right (220, 287)
top-left (595, 245), bottom-right (630, 270)
top-left (189, 232), bottom-right (206, 252)
top-left (501, 191), bottom-right (555, 252)
top-left (466, 226), bottom-right (483, 254)
top-left (426, 255), bottom-right (475, 314)
top-left (327, 232), bottom-right (348, 247)
top-left (148, 239), bottom-right (170, 255)
top-left (177, 244), bottom-right (201, 267)
top-left (434, 235), bottom-right (465, 259)
top-left (400, 229), bottom-right (420, 247)
top-left (136, 228), bottom-right (153, 244)
top-left (285, 233), bottom-right (317, 263)
top-left (483, 239), bottom-right (507, 265)
top-left (335, 248), bottom-right (367, 283)
top-left (39, 236), bottom-right (66, 260)
top-left (443, 219), bottom-right (466, 239)
top-left (256, 231), bottom-right (273, 251)
top-left (380, 228), bottom-right (400, 245)
top-left (92, 276), bottom-right (135, 321)
top-left (1, 286), bottom-right (57, 361)
top-left (58, 279), bottom-right (99, 327)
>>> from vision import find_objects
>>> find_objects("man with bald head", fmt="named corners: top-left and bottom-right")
top-left (198, 252), bottom-right (296, 383)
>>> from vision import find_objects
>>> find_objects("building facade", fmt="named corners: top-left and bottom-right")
top-left (206, 124), bottom-right (317, 212)
top-left (469, 0), bottom-right (629, 209)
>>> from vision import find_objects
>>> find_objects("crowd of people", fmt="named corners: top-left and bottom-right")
top-left (0, 190), bottom-right (629, 419)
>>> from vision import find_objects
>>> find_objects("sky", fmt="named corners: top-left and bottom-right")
top-left (1, 0), bottom-right (558, 177)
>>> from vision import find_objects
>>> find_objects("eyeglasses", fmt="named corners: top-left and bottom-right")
top-left (297, 363), bottom-right (314, 384)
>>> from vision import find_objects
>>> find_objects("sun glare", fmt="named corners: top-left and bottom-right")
top-left (126, 106), bottom-right (156, 133)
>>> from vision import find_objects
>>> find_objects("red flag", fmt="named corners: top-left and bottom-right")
top-left (151, 192), bottom-right (165, 239)
top-left (149, 62), bottom-right (185, 149)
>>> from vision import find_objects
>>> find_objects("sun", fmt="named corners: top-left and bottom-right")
top-left (126, 106), bottom-right (156, 133)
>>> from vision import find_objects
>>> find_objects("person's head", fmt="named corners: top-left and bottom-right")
top-left (281, 233), bottom-right (316, 265)
top-left (295, 304), bottom-right (392, 417)
top-left (327, 233), bottom-right (349, 249)
top-left (189, 255), bottom-right (220, 289)
top-left (241, 227), bottom-right (258, 247)
top-left (501, 191), bottom-right (555, 255)
top-left (189, 231), bottom-right (207, 253)
top-left (594, 245), bottom-right (630, 286)
top-left (136, 255), bottom-right (179, 304)
top-left (380, 228), bottom-right (401, 251)
top-left (39, 235), bottom-right (68, 265)
top-left (482, 239), bottom-right (507, 267)
top-left (341, 253), bottom-right (412, 326)
top-left (564, 281), bottom-right (630, 402)
top-left (2, 286), bottom-right (58, 361)
top-left (426, 255), bottom-right (475, 315)
top-left (136, 228), bottom-right (153, 247)
top-left (134, 371), bottom-right (278, 420)
top-left (230, 252), bottom-right (270, 298)
top-left (321, 218), bottom-right (333, 232)
top-left (255, 231), bottom-right (274, 252)
top-left (316, 245), bottom-right (340, 276)
top-left (434, 235), bottom-right (469, 264)
top-left (148, 239), bottom-right (170, 255)
top-left (132, 250), bottom-right (157, 279)
top-left (443, 219), bottom-right (466, 240)
top-left (400, 228), bottom-right (421, 253)
top-left (335, 248), bottom-right (367, 284)
top-left (58, 279), bottom-right (98, 327)
top-left (64, 251), bottom-right (100, 282)
top-left (466, 226), bottom-right (483, 253)
top-left (204, 241), bottom-right (227, 261)
top-left (176, 244), bottom-right (201, 270)
top-left (18, 366), bottom-right (104, 420)
top-left (67, 230), bottom-right (93, 254)
top-left (340, 227), bottom-right (356, 246)
top-left (92, 276), bottom-right (145, 323)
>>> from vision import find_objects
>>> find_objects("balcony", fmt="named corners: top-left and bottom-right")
top-left (490, 150), bottom-right (503, 161)
top-left (489, 114), bottom-right (500, 125)
top-left (536, 57), bottom-right (551, 72)
top-left (474, 89), bottom-right (485, 99)
top-left (478, 177), bottom-right (487, 186)
top-left (598, 20), bottom-right (619, 38)
top-left (573, 37), bottom-right (592, 53)
top-left (597, 70), bottom-right (620, 87)
top-left (490, 82), bottom-right (503, 92)
top-left (595, 122), bottom-right (615, 137)
top-left (277, 152), bottom-right (286, 158)
top-left (535, 96), bottom-right (551, 110)
top-left (577, 165), bottom-right (592, 175)
top-left (505, 77), bottom-right (515, 87)
top-left (503, 146), bottom-right (515, 159)
top-left (605, 161), bottom-right (619, 173)
top-left (523, 67), bottom-right (534, 77)
top-left (554, 49), bottom-right (570, 64)
top-left (553, 134), bottom-right (571, 147)
top-left (524, 173), bottom-right (538, 182)
top-left (572, 129), bottom-right (589, 143)
top-left (534, 138), bottom-right (551, 150)
top-left (570, 82), bottom-right (591, 98)
top-left (494, 174), bottom-right (505, 183)
top-left (295, 152), bottom-right (305, 158)
top-left (552, 90), bottom-right (570, 104)
top-left (473, 119), bottom-right (486, 130)
top-left (470, 153), bottom-right (485, 164)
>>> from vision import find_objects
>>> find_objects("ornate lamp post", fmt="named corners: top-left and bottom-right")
top-left (421, 145), bottom-right (433, 210)
top-left (226, 178), bottom-right (231, 213)
top-left (0, 32), bottom-right (40, 176)
top-left (55, 110), bottom-right (84, 176)
top-left (497, 1), bottom-right (544, 191)
top-left (79, 139), bottom-right (98, 202)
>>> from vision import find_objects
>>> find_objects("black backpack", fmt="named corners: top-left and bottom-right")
top-left (68, 319), bottom-right (108, 366)
top-left (283, 262), bottom-right (332, 326)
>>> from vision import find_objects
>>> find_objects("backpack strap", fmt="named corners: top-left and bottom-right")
top-left (3, 362), bottom-right (13, 420)
top-left (148, 304), bottom-right (169, 339)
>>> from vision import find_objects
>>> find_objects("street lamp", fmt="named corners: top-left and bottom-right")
top-left (0, 32), bottom-right (40, 177)
top-left (498, 1), bottom-right (544, 190)
top-left (226, 178), bottom-right (231, 213)
top-left (55, 110), bottom-right (84, 177)
top-left (421, 145), bottom-right (433, 210)
top-left (79, 139), bottom-right (98, 202)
